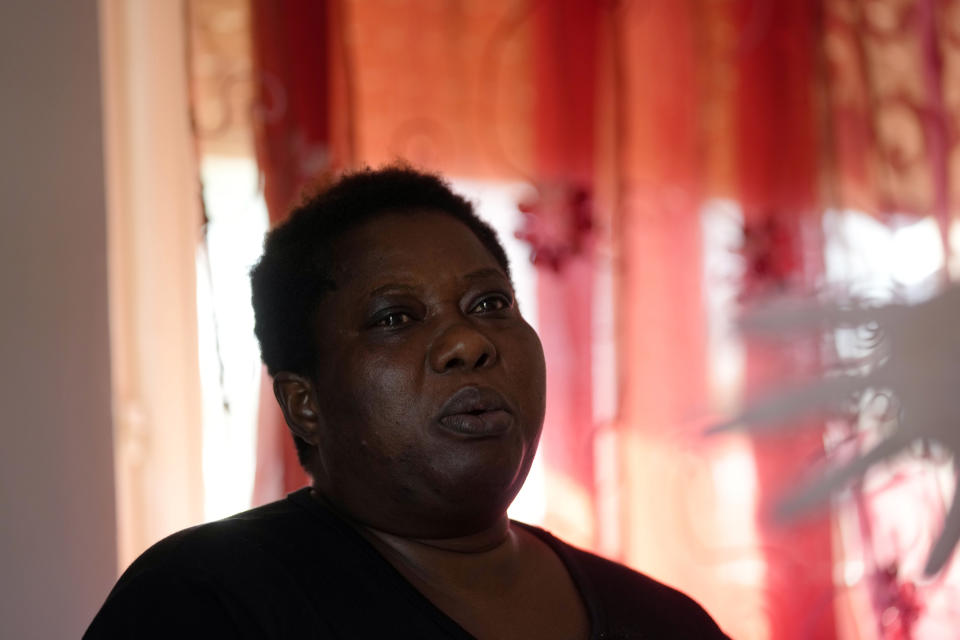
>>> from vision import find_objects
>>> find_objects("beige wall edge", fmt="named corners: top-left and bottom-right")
top-left (100, 0), bottom-right (205, 570)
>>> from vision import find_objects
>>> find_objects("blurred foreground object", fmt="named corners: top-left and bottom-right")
top-left (713, 284), bottom-right (960, 576)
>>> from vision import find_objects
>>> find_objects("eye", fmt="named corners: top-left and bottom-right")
top-left (471, 294), bottom-right (512, 314)
top-left (374, 311), bottom-right (414, 328)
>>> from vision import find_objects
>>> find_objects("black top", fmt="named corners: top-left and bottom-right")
top-left (85, 488), bottom-right (729, 639)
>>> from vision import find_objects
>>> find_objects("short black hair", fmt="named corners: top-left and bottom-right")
top-left (250, 166), bottom-right (512, 465)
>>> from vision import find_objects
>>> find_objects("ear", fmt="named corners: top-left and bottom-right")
top-left (273, 372), bottom-right (323, 445)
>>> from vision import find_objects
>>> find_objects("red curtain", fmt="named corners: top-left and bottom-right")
top-left (735, 3), bottom-right (836, 637)
top-left (249, 0), bottom-right (335, 501)
top-left (245, 1), bottom-right (959, 637)
top-left (524, 0), bottom-right (599, 545)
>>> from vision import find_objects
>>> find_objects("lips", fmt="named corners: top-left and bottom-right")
top-left (436, 386), bottom-right (513, 438)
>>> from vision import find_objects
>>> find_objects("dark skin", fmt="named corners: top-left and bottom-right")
top-left (274, 211), bottom-right (589, 640)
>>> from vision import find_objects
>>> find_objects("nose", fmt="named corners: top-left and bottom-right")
top-left (429, 322), bottom-right (498, 373)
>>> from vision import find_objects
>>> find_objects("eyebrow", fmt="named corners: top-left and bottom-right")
top-left (463, 267), bottom-right (509, 282)
top-left (364, 268), bottom-right (509, 299)
top-left (366, 282), bottom-right (418, 299)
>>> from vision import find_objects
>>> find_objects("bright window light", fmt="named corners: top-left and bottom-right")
top-left (196, 155), bottom-right (268, 521)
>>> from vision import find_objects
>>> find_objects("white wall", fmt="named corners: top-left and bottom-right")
top-left (0, 1), bottom-right (118, 637)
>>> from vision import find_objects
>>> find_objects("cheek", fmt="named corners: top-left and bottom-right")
top-left (355, 348), bottom-right (422, 409)
top-left (522, 327), bottom-right (547, 388)
top-left (349, 350), bottom-right (426, 453)
top-left (506, 326), bottom-right (547, 422)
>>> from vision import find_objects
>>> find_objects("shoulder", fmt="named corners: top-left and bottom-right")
top-left (519, 524), bottom-right (730, 639)
top-left (108, 493), bottom-right (309, 589)
top-left (85, 491), bottom-right (336, 639)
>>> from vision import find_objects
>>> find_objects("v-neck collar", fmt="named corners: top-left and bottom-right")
top-left (287, 488), bottom-right (605, 639)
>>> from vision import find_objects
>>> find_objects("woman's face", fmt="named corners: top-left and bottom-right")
top-left (305, 210), bottom-right (546, 537)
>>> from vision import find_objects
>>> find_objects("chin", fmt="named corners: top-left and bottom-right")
top-left (430, 465), bottom-right (530, 532)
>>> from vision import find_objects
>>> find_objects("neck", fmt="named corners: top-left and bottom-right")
top-left (308, 488), bottom-right (522, 589)
top-left (359, 516), bottom-right (524, 594)
top-left (362, 514), bottom-right (513, 554)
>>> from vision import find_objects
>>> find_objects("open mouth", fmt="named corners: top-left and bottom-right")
top-left (437, 386), bottom-right (513, 438)
top-left (438, 409), bottom-right (512, 437)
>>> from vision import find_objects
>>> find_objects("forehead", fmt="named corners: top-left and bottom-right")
top-left (329, 210), bottom-right (505, 288)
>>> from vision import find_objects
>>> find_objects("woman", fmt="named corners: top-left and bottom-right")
top-left (86, 167), bottom-right (728, 639)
